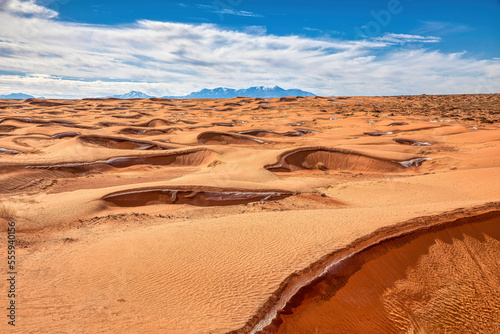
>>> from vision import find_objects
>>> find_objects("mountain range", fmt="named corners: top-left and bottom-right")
top-left (0, 86), bottom-right (316, 100)
top-left (164, 86), bottom-right (316, 99)
top-left (108, 91), bottom-right (154, 99)
top-left (108, 86), bottom-right (315, 99)
top-left (0, 93), bottom-right (38, 99)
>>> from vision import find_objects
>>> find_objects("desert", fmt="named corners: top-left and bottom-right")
top-left (0, 94), bottom-right (499, 333)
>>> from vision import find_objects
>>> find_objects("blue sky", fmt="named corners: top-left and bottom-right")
top-left (0, 0), bottom-right (499, 98)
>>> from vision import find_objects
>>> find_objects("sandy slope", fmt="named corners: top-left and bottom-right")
top-left (257, 209), bottom-right (500, 334)
top-left (0, 94), bottom-right (499, 333)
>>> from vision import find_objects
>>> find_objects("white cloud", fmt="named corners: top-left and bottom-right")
top-left (303, 27), bottom-right (344, 36)
top-left (0, 0), bottom-right (57, 18)
top-left (211, 8), bottom-right (264, 17)
top-left (0, 4), bottom-right (498, 98)
top-left (413, 21), bottom-right (473, 36)
top-left (176, 2), bottom-right (263, 18)
top-left (0, 74), bottom-right (175, 98)
top-left (374, 33), bottom-right (441, 44)
top-left (242, 25), bottom-right (267, 36)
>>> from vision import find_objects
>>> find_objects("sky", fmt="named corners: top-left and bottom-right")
top-left (0, 0), bottom-right (499, 98)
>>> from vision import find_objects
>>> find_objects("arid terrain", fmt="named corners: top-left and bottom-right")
top-left (0, 94), bottom-right (499, 333)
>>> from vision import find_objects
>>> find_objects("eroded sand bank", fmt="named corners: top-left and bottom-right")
top-left (247, 208), bottom-right (500, 334)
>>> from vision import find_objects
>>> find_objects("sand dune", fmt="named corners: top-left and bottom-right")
top-left (198, 131), bottom-right (268, 145)
top-left (249, 209), bottom-right (500, 334)
top-left (238, 129), bottom-right (303, 137)
top-left (77, 135), bottom-right (170, 150)
top-left (264, 147), bottom-right (428, 173)
top-left (102, 186), bottom-right (293, 207)
top-left (0, 94), bottom-right (499, 333)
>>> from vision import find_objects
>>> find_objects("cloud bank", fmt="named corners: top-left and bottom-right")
top-left (0, 0), bottom-right (57, 18)
top-left (0, 0), bottom-right (498, 98)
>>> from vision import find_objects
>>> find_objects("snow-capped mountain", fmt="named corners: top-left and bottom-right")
top-left (164, 86), bottom-right (316, 99)
top-left (21, 86), bottom-right (315, 100)
top-left (107, 91), bottom-right (154, 99)
top-left (0, 93), bottom-right (36, 99)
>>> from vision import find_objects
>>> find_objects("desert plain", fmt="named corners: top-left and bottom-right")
top-left (0, 94), bottom-right (499, 333)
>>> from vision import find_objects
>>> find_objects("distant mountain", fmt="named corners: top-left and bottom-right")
top-left (164, 86), bottom-right (316, 99)
top-left (107, 91), bottom-right (154, 99)
top-left (0, 93), bottom-right (36, 99)
top-left (7, 87), bottom-right (316, 100)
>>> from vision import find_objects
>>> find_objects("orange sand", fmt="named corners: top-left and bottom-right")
top-left (255, 211), bottom-right (500, 334)
top-left (0, 94), bottom-right (499, 333)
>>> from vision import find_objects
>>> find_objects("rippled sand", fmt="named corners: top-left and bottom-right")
top-left (0, 94), bottom-right (499, 333)
top-left (255, 211), bottom-right (500, 334)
